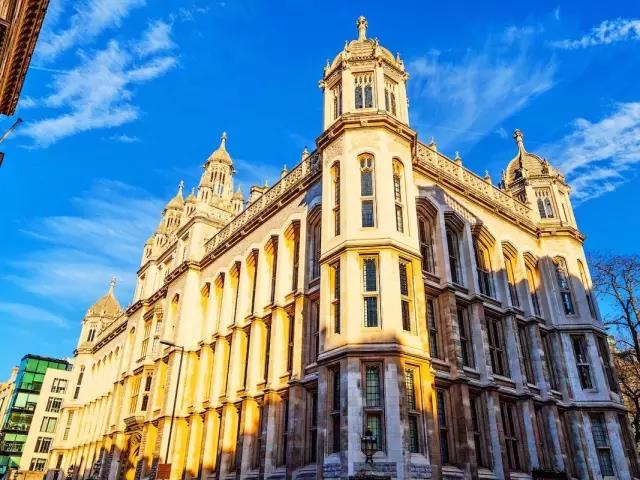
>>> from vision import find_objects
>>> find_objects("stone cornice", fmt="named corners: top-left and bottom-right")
top-left (0, 0), bottom-right (49, 115)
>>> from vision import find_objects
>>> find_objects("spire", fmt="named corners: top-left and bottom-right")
top-left (178, 180), bottom-right (184, 195)
top-left (108, 276), bottom-right (116, 294)
top-left (301, 146), bottom-right (309, 161)
top-left (356, 16), bottom-right (368, 41)
top-left (281, 164), bottom-right (288, 178)
top-left (220, 131), bottom-right (227, 149)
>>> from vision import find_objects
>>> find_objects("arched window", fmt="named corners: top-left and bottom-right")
top-left (578, 260), bottom-right (596, 318)
top-left (332, 163), bottom-right (341, 236)
top-left (355, 73), bottom-right (373, 109)
top-left (474, 242), bottom-right (494, 297)
top-left (332, 83), bottom-right (342, 119)
top-left (536, 190), bottom-right (555, 219)
top-left (384, 78), bottom-right (397, 116)
top-left (359, 154), bottom-right (375, 228)
top-left (554, 258), bottom-right (575, 315)
top-left (392, 160), bottom-right (404, 233)
top-left (446, 227), bottom-right (462, 285)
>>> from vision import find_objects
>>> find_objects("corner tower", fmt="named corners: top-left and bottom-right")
top-left (316, 17), bottom-right (432, 479)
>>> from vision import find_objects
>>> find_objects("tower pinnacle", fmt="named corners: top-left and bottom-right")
top-left (220, 131), bottom-right (227, 148)
top-left (357, 16), bottom-right (367, 41)
top-left (513, 129), bottom-right (525, 153)
top-left (109, 276), bottom-right (116, 294)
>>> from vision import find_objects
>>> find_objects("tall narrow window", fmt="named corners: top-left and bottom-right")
top-left (330, 366), bottom-right (341, 453)
top-left (360, 155), bottom-right (375, 228)
top-left (399, 261), bottom-right (412, 331)
top-left (500, 400), bottom-right (523, 471)
top-left (263, 317), bottom-right (272, 383)
top-left (619, 414), bottom-right (639, 476)
top-left (572, 335), bottom-right (593, 389)
top-left (475, 243), bottom-right (494, 297)
top-left (405, 368), bottom-right (421, 453)
top-left (518, 325), bottom-right (535, 384)
top-left (355, 73), bottom-right (373, 109)
top-left (446, 228), bottom-right (462, 284)
top-left (555, 258), bottom-right (575, 315)
top-left (363, 257), bottom-right (379, 327)
top-left (363, 364), bottom-right (384, 451)
top-left (332, 83), bottom-right (342, 119)
top-left (536, 190), bottom-right (554, 219)
top-left (128, 376), bottom-right (141, 414)
top-left (309, 219), bottom-right (321, 281)
top-left (578, 260), bottom-right (596, 318)
top-left (426, 297), bottom-right (440, 359)
top-left (418, 217), bottom-right (435, 274)
top-left (270, 238), bottom-right (278, 304)
top-left (384, 78), bottom-right (397, 116)
top-left (286, 310), bottom-right (295, 372)
top-left (332, 163), bottom-right (341, 236)
top-left (541, 332), bottom-right (559, 390)
top-left (590, 413), bottom-right (615, 477)
top-left (309, 300), bottom-right (320, 364)
top-left (436, 389), bottom-right (450, 464)
top-left (242, 327), bottom-right (251, 389)
top-left (332, 261), bottom-right (341, 334)
top-left (251, 250), bottom-right (259, 313)
top-left (457, 307), bottom-right (474, 367)
top-left (393, 161), bottom-right (404, 233)
top-left (308, 390), bottom-right (318, 463)
top-left (141, 373), bottom-right (152, 411)
top-left (73, 366), bottom-right (84, 400)
top-left (504, 255), bottom-right (520, 307)
top-left (470, 393), bottom-right (489, 468)
top-left (291, 230), bottom-right (300, 292)
top-left (526, 264), bottom-right (541, 316)
top-left (280, 398), bottom-right (289, 466)
top-left (487, 316), bottom-right (508, 377)
top-left (140, 320), bottom-right (151, 358)
top-left (597, 336), bottom-right (617, 392)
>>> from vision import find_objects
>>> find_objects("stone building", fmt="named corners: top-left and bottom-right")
top-left (46, 17), bottom-right (638, 480)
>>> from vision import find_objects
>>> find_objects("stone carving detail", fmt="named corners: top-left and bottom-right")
top-left (205, 152), bottom-right (321, 254)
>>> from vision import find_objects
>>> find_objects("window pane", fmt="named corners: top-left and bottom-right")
top-left (364, 298), bottom-right (378, 327)
top-left (363, 259), bottom-right (377, 291)
top-left (365, 366), bottom-right (381, 407)
top-left (361, 170), bottom-right (373, 196)
top-left (361, 201), bottom-right (375, 227)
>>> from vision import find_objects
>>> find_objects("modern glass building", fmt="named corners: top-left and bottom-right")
top-left (0, 354), bottom-right (70, 475)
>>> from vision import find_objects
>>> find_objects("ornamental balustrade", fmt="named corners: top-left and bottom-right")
top-left (415, 142), bottom-right (533, 225)
top-left (205, 152), bottom-right (321, 254)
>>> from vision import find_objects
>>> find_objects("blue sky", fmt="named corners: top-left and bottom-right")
top-left (1, 0), bottom-right (639, 376)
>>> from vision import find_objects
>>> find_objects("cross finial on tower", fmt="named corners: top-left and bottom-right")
top-left (220, 131), bottom-right (227, 148)
top-left (178, 180), bottom-right (184, 194)
top-left (109, 276), bottom-right (116, 294)
top-left (357, 16), bottom-right (368, 41)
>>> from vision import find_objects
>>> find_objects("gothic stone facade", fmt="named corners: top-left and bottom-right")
top-left (46, 17), bottom-right (638, 480)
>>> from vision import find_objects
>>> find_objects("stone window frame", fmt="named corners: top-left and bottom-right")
top-left (403, 364), bottom-right (423, 454)
top-left (416, 199), bottom-right (438, 276)
top-left (331, 161), bottom-right (341, 237)
top-left (517, 322), bottom-right (535, 385)
top-left (571, 334), bottom-right (594, 390)
top-left (329, 364), bottom-right (341, 454)
top-left (435, 387), bottom-right (455, 466)
top-left (361, 255), bottom-right (381, 328)
top-left (486, 315), bottom-right (509, 378)
top-left (456, 304), bottom-right (475, 369)
top-left (589, 412), bottom-right (615, 477)
top-left (399, 258), bottom-right (414, 333)
top-left (392, 159), bottom-right (406, 234)
top-left (499, 397), bottom-right (527, 472)
top-left (306, 386), bottom-right (318, 464)
top-left (426, 295), bottom-right (442, 360)
top-left (359, 153), bottom-right (376, 228)
top-left (362, 361), bottom-right (386, 453)
top-left (331, 260), bottom-right (341, 334)
top-left (469, 390), bottom-right (491, 469)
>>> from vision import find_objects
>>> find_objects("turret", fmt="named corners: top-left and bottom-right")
top-left (198, 132), bottom-right (235, 203)
top-left (77, 277), bottom-right (121, 352)
top-left (319, 16), bottom-right (410, 130)
top-left (503, 129), bottom-right (577, 227)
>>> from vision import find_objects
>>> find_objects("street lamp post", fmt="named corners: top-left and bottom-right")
top-left (159, 340), bottom-right (185, 466)
top-left (361, 428), bottom-right (377, 466)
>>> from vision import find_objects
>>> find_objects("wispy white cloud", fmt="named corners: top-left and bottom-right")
top-left (408, 25), bottom-right (555, 151)
top-left (19, 96), bottom-right (38, 109)
top-left (0, 302), bottom-right (69, 328)
top-left (552, 18), bottom-right (640, 49)
top-left (36, 0), bottom-right (146, 62)
top-left (136, 19), bottom-right (176, 57)
top-left (109, 133), bottom-right (140, 143)
top-left (21, 35), bottom-right (177, 146)
top-left (540, 102), bottom-right (640, 204)
top-left (4, 180), bottom-right (164, 306)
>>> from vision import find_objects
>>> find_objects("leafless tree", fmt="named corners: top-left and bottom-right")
top-left (590, 254), bottom-right (640, 444)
